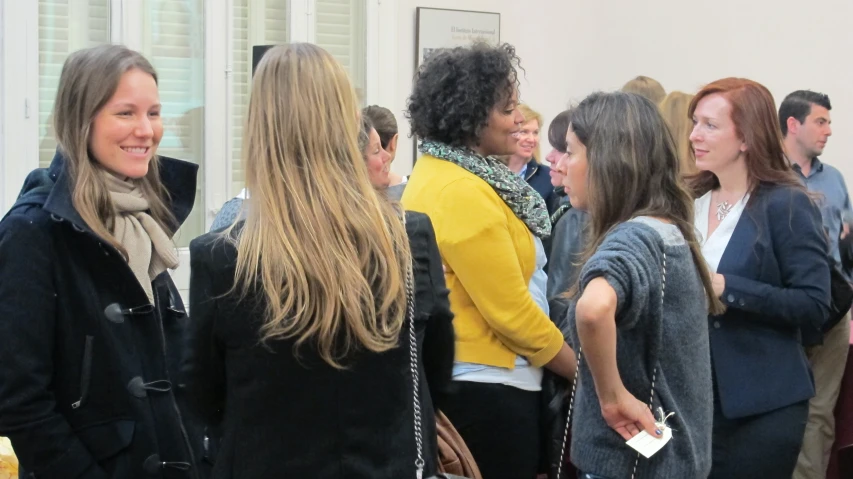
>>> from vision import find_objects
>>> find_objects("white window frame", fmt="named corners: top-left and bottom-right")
top-left (0, 0), bottom-right (389, 298)
top-left (0, 0), bottom-right (391, 220)
top-left (367, 0), bottom-right (398, 114)
top-left (290, 0), bottom-right (396, 108)
top-left (0, 0), bottom-right (39, 213)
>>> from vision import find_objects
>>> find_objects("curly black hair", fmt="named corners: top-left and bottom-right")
top-left (406, 42), bottom-right (521, 148)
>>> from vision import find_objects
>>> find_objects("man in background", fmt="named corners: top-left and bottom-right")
top-left (781, 90), bottom-right (852, 479)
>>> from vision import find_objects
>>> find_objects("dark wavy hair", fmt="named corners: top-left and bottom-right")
top-left (547, 109), bottom-right (571, 153)
top-left (362, 105), bottom-right (397, 149)
top-left (406, 42), bottom-right (521, 148)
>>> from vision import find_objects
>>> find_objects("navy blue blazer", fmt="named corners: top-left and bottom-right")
top-left (710, 183), bottom-right (830, 419)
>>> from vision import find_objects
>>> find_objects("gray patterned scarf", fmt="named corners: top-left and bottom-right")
top-left (419, 140), bottom-right (551, 238)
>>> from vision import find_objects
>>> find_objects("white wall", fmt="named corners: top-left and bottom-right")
top-left (389, 0), bottom-right (853, 186)
top-left (388, 0), bottom-right (574, 174)
top-left (6, 1), bottom-right (853, 195)
top-left (565, 0), bottom-right (853, 180)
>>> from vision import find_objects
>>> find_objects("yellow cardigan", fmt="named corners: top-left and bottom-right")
top-left (402, 155), bottom-right (564, 369)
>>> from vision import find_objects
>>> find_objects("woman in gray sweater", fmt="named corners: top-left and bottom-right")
top-left (555, 91), bottom-right (725, 478)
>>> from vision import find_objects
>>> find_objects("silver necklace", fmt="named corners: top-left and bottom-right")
top-left (716, 201), bottom-right (734, 221)
top-left (715, 190), bottom-right (748, 221)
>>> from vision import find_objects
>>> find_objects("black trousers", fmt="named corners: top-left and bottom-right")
top-left (441, 381), bottom-right (540, 479)
top-left (709, 398), bottom-right (809, 478)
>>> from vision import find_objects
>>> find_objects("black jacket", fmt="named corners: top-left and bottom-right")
top-left (841, 233), bottom-right (853, 276)
top-left (183, 211), bottom-right (454, 478)
top-left (522, 158), bottom-right (561, 216)
top-left (0, 152), bottom-right (207, 478)
top-left (547, 203), bottom-right (589, 301)
top-left (541, 196), bottom-right (588, 479)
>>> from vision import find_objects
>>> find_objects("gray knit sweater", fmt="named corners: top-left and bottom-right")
top-left (566, 217), bottom-right (712, 479)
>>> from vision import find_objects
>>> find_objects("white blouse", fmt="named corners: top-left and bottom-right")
top-left (695, 191), bottom-right (750, 273)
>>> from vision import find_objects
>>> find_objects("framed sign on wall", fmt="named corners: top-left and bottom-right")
top-left (412, 8), bottom-right (501, 163)
top-left (415, 7), bottom-right (501, 68)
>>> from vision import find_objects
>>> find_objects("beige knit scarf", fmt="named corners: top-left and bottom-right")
top-left (104, 173), bottom-right (179, 302)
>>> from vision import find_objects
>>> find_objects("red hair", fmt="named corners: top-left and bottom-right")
top-left (686, 77), bottom-right (802, 197)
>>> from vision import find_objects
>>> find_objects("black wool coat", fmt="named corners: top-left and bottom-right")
top-left (0, 151), bottom-right (210, 478)
top-left (183, 211), bottom-right (455, 479)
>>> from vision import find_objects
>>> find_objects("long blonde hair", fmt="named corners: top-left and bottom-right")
top-left (517, 104), bottom-right (543, 163)
top-left (234, 43), bottom-right (411, 367)
top-left (53, 45), bottom-right (176, 258)
top-left (659, 91), bottom-right (696, 175)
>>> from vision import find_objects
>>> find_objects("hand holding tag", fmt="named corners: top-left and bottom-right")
top-left (626, 427), bottom-right (673, 458)
top-left (600, 388), bottom-right (661, 441)
top-left (626, 407), bottom-right (675, 458)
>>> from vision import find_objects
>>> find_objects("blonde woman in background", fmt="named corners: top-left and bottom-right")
top-left (504, 104), bottom-right (561, 214)
top-left (183, 43), bottom-right (454, 478)
top-left (621, 75), bottom-right (667, 105)
top-left (660, 91), bottom-right (698, 175)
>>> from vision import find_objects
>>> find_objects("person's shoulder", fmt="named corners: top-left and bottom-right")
top-left (387, 183), bottom-right (406, 201)
top-left (610, 218), bottom-right (665, 241)
top-left (190, 224), bottom-right (240, 270)
top-left (404, 210), bottom-right (436, 242)
top-left (756, 183), bottom-right (812, 208)
top-left (404, 210), bottom-right (431, 228)
top-left (0, 205), bottom-right (56, 264)
top-left (433, 175), bottom-right (502, 212)
top-left (592, 218), bottom-right (676, 261)
top-left (819, 161), bottom-right (850, 188)
top-left (407, 157), bottom-right (495, 204)
top-left (626, 217), bottom-right (685, 246)
top-left (0, 202), bottom-right (54, 240)
top-left (209, 197), bottom-right (245, 231)
top-left (752, 184), bottom-right (821, 230)
top-left (528, 161), bottom-right (551, 183)
top-left (534, 161), bottom-right (551, 173)
top-left (819, 160), bottom-right (844, 177)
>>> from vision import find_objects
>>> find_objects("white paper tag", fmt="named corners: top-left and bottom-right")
top-left (625, 427), bottom-right (673, 458)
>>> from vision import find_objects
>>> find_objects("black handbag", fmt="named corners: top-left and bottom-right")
top-left (826, 264), bottom-right (853, 333)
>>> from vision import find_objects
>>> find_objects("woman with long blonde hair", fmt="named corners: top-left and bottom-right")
top-left (184, 43), bottom-right (454, 478)
top-left (0, 44), bottom-right (205, 478)
top-left (502, 104), bottom-right (561, 214)
top-left (659, 91), bottom-right (697, 175)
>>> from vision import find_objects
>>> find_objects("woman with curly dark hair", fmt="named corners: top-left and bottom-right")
top-left (402, 42), bottom-right (576, 479)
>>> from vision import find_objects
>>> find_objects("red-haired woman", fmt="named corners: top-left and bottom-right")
top-left (688, 77), bottom-right (831, 478)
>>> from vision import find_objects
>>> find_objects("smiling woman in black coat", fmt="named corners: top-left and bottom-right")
top-left (182, 43), bottom-right (454, 479)
top-left (0, 45), bottom-right (206, 478)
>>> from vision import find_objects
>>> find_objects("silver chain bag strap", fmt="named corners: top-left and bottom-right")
top-left (556, 252), bottom-right (667, 479)
top-left (402, 212), bottom-right (466, 479)
top-left (403, 227), bottom-right (427, 478)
